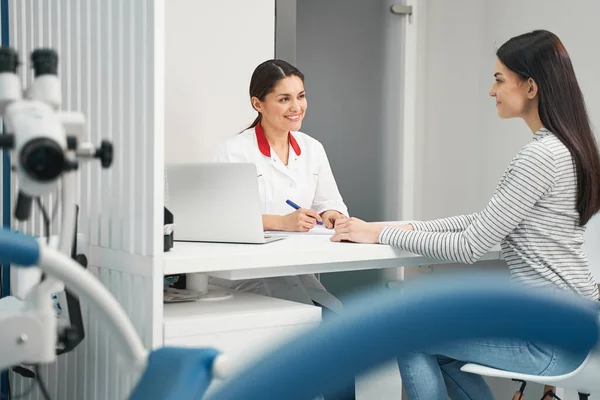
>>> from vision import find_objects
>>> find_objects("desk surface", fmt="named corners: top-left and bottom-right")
top-left (163, 235), bottom-right (502, 279)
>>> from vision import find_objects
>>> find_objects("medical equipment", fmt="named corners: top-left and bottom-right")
top-left (0, 45), bottom-right (113, 360)
top-left (0, 227), bottom-right (232, 395)
top-left (0, 44), bottom-right (109, 382)
top-left (0, 46), bottom-right (232, 399)
top-left (0, 48), bottom-right (112, 223)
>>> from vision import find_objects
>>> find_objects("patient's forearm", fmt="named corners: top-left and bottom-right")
top-left (390, 223), bottom-right (414, 231)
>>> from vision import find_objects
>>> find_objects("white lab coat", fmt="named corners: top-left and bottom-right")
top-left (210, 124), bottom-right (348, 313)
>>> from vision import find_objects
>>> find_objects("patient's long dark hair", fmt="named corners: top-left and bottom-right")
top-left (497, 30), bottom-right (600, 226)
top-left (245, 59), bottom-right (304, 131)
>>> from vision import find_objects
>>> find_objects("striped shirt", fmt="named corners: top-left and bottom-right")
top-left (380, 128), bottom-right (599, 300)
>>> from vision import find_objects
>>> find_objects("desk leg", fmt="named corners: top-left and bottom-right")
top-left (353, 266), bottom-right (406, 399)
top-left (383, 266), bottom-right (405, 290)
top-left (355, 360), bottom-right (403, 400)
top-left (187, 273), bottom-right (208, 292)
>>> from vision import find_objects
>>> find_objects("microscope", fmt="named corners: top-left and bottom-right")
top-left (0, 46), bottom-right (231, 400)
top-left (0, 47), bottom-right (112, 220)
top-left (0, 46), bottom-right (112, 371)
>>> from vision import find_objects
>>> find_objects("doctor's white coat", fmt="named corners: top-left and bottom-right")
top-left (211, 124), bottom-right (348, 313)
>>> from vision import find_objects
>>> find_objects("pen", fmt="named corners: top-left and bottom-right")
top-left (286, 199), bottom-right (323, 225)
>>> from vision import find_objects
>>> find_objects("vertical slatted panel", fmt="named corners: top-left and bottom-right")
top-left (7, 1), bottom-right (161, 399)
top-left (112, 0), bottom-right (124, 255)
top-left (72, 1), bottom-right (90, 397)
top-left (125, 0), bottom-right (135, 255)
top-left (98, 268), bottom-right (110, 400)
top-left (109, 269), bottom-right (122, 400)
top-left (120, 271), bottom-right (134, 395)
top-left (59, 2), bottom-right (77, 399)
top-left (100, 0), bottom-right (111, 249)
top-left (85, 266), bottom-right (153, 400)
top-left (87, 266), bottom-right (100, 400)
top-left (89, 0), bottom-right (100, 249)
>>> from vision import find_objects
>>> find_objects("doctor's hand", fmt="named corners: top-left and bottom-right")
top-left (331, 218), bottom-right (385, 244)
top-left (320, 210), bottom-right (347, 229)
top-left (282, 208), bottom-right (323, 232)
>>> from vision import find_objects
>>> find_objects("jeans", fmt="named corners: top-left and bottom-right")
top-left (398, 338), bottom-right (588, 400)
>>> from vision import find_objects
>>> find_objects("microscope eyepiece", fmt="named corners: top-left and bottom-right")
top-left (31, 48), bottom-right (58, 77)
top-left (0, 47), bottom-right (19, 74)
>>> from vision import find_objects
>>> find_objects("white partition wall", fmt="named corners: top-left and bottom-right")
top-left (164, 0), bottom-right (275, 164)
top-left (7, 1), bottom-right (164, 399)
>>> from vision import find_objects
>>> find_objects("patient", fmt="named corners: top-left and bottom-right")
top-left (332, 30), bottom-right (599, 400)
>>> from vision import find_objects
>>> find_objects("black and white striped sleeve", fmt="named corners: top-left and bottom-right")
top-left (411, 214), bottom-right (479, 232)
top-left (380, 142), bottom-right (557, 264)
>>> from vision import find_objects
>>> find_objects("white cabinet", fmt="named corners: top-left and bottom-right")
top-left (163, 288), bottom-right (321, 397)
top-left (163, 288), bottom-right (321, 364)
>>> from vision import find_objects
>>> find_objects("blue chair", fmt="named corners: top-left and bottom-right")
top-left (130, 273), bottom-right (599, 400)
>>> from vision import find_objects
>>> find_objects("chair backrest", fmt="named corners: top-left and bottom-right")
top-left (206, 273), bottom-right (599, 400)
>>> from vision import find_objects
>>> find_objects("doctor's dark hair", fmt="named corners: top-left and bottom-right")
top-left (497, 30), bottom-right (600, 226)
top-left (245, 59), bottom-right (305, 130)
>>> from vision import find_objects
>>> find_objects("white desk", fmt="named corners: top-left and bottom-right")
top-left (163, 236), bottom-right (502, 279)
top-left (162, 235), bottom-right (503, 400)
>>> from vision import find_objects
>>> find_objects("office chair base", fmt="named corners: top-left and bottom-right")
top-left (512, 379), bottom-right (527, 399)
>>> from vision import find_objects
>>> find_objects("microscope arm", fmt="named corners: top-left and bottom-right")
top-left (0, 228), bottom-right (148, 372)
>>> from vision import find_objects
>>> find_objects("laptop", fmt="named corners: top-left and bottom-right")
top-left (166, 163), bottom-right (283, 244)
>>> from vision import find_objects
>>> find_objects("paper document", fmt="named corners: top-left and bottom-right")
top-left (264, 221), bottom-right (411, 237)
top-left (265, 224), bottom-right (335, 236)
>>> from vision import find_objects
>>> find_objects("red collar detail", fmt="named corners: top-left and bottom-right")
top-left (255, 122), bottom-right (301, 158)
top-left (289, 132), bottom-right (302, 157)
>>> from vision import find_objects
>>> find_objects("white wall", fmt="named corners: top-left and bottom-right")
top-left (164, 0), bottom-right (275, 164)
top-left (419, 0), bottom-right (600, 398)
top-left (482, 0), bottom-right (600, 283)
top-left (295, 0), bottom-right (388, 222)
top-left (419, 0), bottom-right (600, 275)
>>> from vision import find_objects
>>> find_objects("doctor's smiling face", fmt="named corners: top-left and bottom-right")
top-left (489, 58), bottom-right (538, 119)
top-left (252, 75), bottom-right (307, 134)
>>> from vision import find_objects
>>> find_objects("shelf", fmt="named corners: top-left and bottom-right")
top-left (163, 288), bottom-right (321, 339)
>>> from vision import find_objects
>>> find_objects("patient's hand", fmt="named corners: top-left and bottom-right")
top-left (320, 210), bottom-right (347, 229)
top-left (282, 208), bottom-right (323, 232)
top-left (331, 217), bottom-right (385, 244)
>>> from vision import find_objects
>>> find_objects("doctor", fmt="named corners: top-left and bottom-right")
top-left (217, 59), bottom-right (348, 231)
top-left (214, 59), bottom-right (349, 311)
top-left (215, 59), bottom-right (354, 400)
